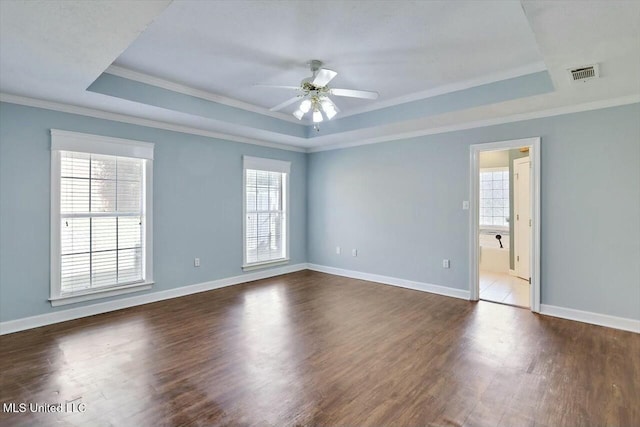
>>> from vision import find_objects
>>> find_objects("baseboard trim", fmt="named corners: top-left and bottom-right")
top-left (4, 265), bottom-right (636, 335)
top-left (540, 304), bottom-right (640, 333)
top-left (0, 263), bottom-right (307, 335)
top-left (307, 263), bottom-right (470, 300)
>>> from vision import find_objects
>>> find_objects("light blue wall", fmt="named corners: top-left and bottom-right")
top-left (307, 103), bottom-right (640, 320)
top-left (0, 103), bottom-right (307, 321)
top-left (2, 102), bottom-right (639, 323)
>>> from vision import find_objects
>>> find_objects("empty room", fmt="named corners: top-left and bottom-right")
top-left (1, 1), bottom-right (639, 426)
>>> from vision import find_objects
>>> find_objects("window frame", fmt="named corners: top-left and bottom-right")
top-left (50, 130), bottom-right (154, 306)
top-left (242, 156), bottom-right (291, 271)
top-left (479, 166), bottom-right (510, 231)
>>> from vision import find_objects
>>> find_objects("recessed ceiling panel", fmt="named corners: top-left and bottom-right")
top-left (114, 0), bottom-right (544, 115)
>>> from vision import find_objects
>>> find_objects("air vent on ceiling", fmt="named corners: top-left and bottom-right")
top-left (569, 64), bottom-right (600, 82)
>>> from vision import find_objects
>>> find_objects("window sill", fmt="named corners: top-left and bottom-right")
top-left (242, 258), bottom-right (290, 272)
top-left (49, 281), bottom-right (153, 307)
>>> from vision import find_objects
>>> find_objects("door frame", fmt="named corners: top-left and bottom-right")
top-left (469, 137), bottom-right (541, 312)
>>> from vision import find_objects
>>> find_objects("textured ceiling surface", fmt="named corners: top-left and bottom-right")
top-left (0, 0), bottom-right (638, 150)
top-left (114, 0), bottom-right (543, 114)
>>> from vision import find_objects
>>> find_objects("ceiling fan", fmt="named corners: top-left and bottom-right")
top-left (256, 60), bottom-right (379, 127)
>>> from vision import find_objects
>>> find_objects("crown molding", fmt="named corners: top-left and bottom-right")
top-left (307, 94), bottom-right (640, 152)
top-left (105, 65), bottom-right (302, 124)
top-left (0, 93), bottom-right (307, 152)
top-left (335, 61), bottom-right (549, 119)
top-left (105, 63), bottom-right (550, 125)
top-left (3, 92), bottom-right (638, 155)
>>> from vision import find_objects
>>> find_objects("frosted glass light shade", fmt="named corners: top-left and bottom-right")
top-left (323, 106), bottom-right (337, 119)
top-left (300, 99), bottom-right (312, 113)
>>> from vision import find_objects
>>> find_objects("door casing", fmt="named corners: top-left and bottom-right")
top-left (469, 137), bottom-right (541, 312)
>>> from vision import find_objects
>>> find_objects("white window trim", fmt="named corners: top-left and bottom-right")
top-left (50, 130), bottom-right (154, 306)
top-left (479, 167), bottom-right (508, 172)
top-left (242, 156), bottom-right (291, 271)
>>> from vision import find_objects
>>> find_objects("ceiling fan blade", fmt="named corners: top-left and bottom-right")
top-left (330, 88), bottom-right (379, 100)
top-left (312, 68), bottom-right (337, 87)
top-left (269, 96), bottom-right (301, 112)
top-left (254, 84), bottom-right (301, 91)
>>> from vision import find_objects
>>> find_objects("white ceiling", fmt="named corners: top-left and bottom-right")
top-left (0, 0), bottom-right (171, 101)
top-left (0, 0), bottom-right (638, 151)
top-left (522, 0), bottom-right (640, 93)
top-left (113, 0), bottom-right (545, 115)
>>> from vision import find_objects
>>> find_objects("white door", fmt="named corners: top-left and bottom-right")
top-left (514, 158), bottom-right (531, 280)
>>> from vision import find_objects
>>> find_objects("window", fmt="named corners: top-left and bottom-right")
top-left (243, 156), bottom-right (290, 270)
top-left (480, 167), bottom-right (510, 228)
top-left (50, 130), bottom-right (153, 306)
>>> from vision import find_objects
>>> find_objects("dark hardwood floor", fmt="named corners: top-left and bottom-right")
top-left (1, 270), bottom-right (638, 426)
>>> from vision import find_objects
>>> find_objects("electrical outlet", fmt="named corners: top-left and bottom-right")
top-left (443, 259), bottom-right (450, 269)
top-left (462, 201), bottom-right (469, 210)
top-left (194, 257), bottom-right (200, 267)
top-left (336, 246), bottom-right (341, 255)
top-left (352, 249), bottom-right (358, 257)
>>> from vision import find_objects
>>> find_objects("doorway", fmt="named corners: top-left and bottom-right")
top-left (469, 138), bottom-right (540, 312)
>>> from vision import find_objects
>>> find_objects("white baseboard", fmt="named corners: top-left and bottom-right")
top-left (540, 304), bottom-right (640, 333)
top-left (307, 265), bottom-right (638, 333)
top-left (307, 263), bottom-right (470, 300)
top-left (4, 264), bottom-right (636, 335)
top-left (0, 263), bottom-right (307, 335)
top-left (509, 269), bottom-right (517, 276)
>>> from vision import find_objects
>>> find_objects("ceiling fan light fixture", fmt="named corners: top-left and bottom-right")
top-left (260, 60), bottom-right (378, 128)
top-left (320, 97), bottom-right (337, 119)
top-left (299, 99), bottom-right (312, 113)
top-left (320, 97), bottom-right (333, 109)
top-left (323, 105), bottom-right (337, 119)
top-left (292, 109), bottom-right (304, 120)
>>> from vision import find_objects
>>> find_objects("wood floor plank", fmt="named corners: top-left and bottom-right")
top-left (1, 270), bottom-right (638, 426)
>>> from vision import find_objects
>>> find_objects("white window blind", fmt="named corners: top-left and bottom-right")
top-left (60, 152), bottom-right (144, 293)
top-left (243, 156), bottom-right (290, 268)
top-left (480, 168), bottom-right (510, 227)
top-left (51, 130), bottom-right (153, 305)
